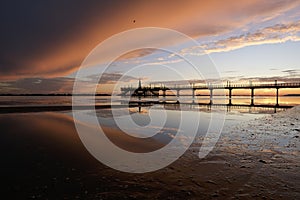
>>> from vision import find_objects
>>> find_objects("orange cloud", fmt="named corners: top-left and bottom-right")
top-left (1, 0), bottom-right (300, 80)
top-left (199, 21), bottom-right (300, 54)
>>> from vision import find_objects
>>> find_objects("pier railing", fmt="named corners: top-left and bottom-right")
top-left (121, 82), bottom-right (300, 91)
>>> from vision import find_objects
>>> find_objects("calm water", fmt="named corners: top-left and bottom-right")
top-left (0, 95), bottom-right (298, 147)
top-left (0, 95), bottom-right (299, 106)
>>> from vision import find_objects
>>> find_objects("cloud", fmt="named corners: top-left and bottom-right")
top-left (143, 58), bottom-right (184, 66)
top-left (238, 75), bottom-right (300, 83)
top-left (223, 70), bottom-right (239, 74)
top-left (0, 73), bottom-right (140, 93)
top-left (94, 73), bottom-right (140, 84)
top-left (182, 21), bottom-right (300, 55)
top-left (118, 49), bottom-right (157, 61)
top-left (150, 79), bottom-right (207, 86)
top-left (0, 77), bottom-right (75, 94)
top-left (282, 69), bottom-right (300, 76)
top-left (282, 69), bottom-right (300, 73)
top-left (1, 0), bottom-right (300, 80)
top-left (180, 0), bottom-right (300, 37)
top-left (269, 68), bottom-right (280, 71)
top-left (213, 22), bottom-right (300, 52)
top-left (0, 72), bottom-right (139, 94)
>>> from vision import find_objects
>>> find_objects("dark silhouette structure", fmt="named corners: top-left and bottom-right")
top-left (121, 80), bottom-right (300, 107)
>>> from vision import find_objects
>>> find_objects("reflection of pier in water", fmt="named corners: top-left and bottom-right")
top-left (121, 80), bottom-right (300, 107)
top-left (122, 100), bottom-right (292, 114)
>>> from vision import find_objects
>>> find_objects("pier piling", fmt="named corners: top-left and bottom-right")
top-left (251, 88), bottom-right (255, 106)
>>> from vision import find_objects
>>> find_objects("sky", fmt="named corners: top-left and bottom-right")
top-left (0, 0), bottom-right (300, 94)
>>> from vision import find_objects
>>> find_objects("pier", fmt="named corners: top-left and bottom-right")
top-left (121, 80), bottom-right (300, 106)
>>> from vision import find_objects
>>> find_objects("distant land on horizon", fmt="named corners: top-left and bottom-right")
top-left (0, 93), bottom-right (111, 96)
top-left (283, 94), bottom-right (300, 96)
top-left (0, 93), bottom-right (299, 96)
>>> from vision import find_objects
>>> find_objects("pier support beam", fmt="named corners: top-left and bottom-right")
top-left (176, 90), bottom-right (180, 97)
top-left (163, 90), bottom-right (166, 97)
top-left (209, 89), bottom-right (213, 104)
top-left (276, 88), bottom-right (279, 106)
top-left (275, 80), bottom-right (279, 106)
top-left (251, 88), bottom-right (254, 105)
top-left (228, 88), bottom-right (232, 105)
top-left (192, 89), bottom-right (195, 98)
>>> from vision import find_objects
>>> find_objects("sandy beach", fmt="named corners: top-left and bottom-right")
top-left (0, 106), bottom-right (299, 199)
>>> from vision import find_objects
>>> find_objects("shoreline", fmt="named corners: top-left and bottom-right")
top-left (217, 105), bottom-right (300, 156)
top-left (0, 103), bottom-right (294, 114)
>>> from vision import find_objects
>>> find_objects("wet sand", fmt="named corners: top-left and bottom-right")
top-left (0, 105), bottom-right (139, 114)
top-left (0, 107), bottom-right (299, 199)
